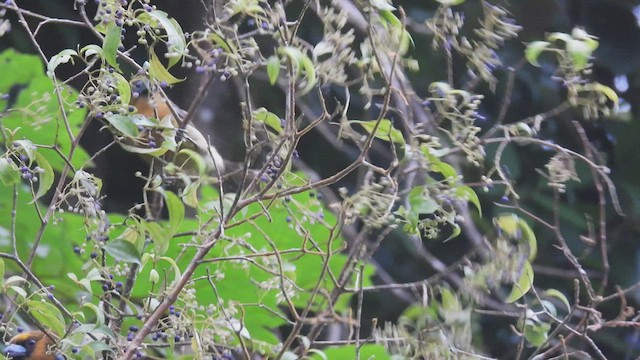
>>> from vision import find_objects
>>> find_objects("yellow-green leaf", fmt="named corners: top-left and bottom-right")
top-left (351, 119), bottom-right (405, 145)
top-left (525, 41), bottom-right (550, 67)
top-left (267, 55), bottom-right (280, 85)
top-left (149, 47), bottom-right (184, 85)
top-left (254, 108), bottom-right (283, 135)
top-left (505, 260), bottom-right (534, 303)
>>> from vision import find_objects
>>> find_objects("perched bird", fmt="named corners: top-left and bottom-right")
top-left (130, 93), bottom-right (225, 176)
top-left (2, 331), bottom-right (60, 360)
top-left (129, 94), bottom-right (265, 191)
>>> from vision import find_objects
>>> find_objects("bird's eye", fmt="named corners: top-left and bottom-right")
top-left (27, 339), bottom-right (36, 346)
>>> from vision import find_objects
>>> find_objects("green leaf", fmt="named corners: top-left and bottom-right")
top-left (163, 190), bottom-right (185, 235)
top-left (208, 32), bottom-right (235, 55)
top-left (523, 318), bottom-right (551, 347)
top-left (47, 49), bottom-right (77, 78)
top-left (117, 223), bottom-right (145, 253)
top-left (149, 47), bottom-right (184, 85)
top-left (0, 49), bottom-right (45, 91)
top-left (113, 72), bottom-right (131, 106)
top-left (455, 185), bottom-right (482, 217)
top-left (440, 287), bottom-right (460, 312)
top-left (13, 140), bottom-right (37, 162)
top-left (104, 239), bottom-right (141, 264)
top-left (104, 114), bottom-right (139, 138)
top-left (408, 186), bottom-right (438, 214)
top-left (176, 148), bottom-right (206, 175)
top-left (80, 44), bottom-right (104, 60)
top-left (82, 303), bottom-right (106, 327)
top-left (543, 289), bottom-right (571, 311)
top-left (525, 41), bottom-right (550, 67)
top-left (32, 152), bottom-right (54, 203)
top-left (27, 300), bottom-right (65, 336)
top-left (1, 50), bottom-right (90, 171)
top-left (118, 142), bottom-right (170, 156)
top-left (0, 158), bottom-right (20, 186)
top-left (351, 119), bottom-right (405, 145)
top-left (102, 23), bottom-right (122, 71)
top-left (309, 345), bottom-right (389, 360)
top-left (145, 221), bottom-right (170, 256)
top-left (298, 52), bottom-right (317, 95)
top-left (505, 260), bottom-right (534, 303)
top-left (267, 55), bottom-right (280, 85)
top-left (253, 108), bottom-right (283, 135)
top-left (594, 83), bottom-right (619, 106)
top-left (278, 46), bottom-right (317, 94)
top-left (181, 180), bottom-right (200, 208)
top-left (494, 213), bottom-right (537, 260)
top-left (566, 38), bottom-right (593, 70)
top-left (137, 10), bottom-right (186, 68)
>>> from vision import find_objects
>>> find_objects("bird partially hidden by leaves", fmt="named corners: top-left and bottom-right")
top-left (2, 331), bottom-right (62, 360)
top-left (125, 93), bottom-right (265, 192)
top-left (128, 93), bottom-right (225, 178)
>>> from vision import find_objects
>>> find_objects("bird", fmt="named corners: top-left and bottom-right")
top-left (128, 93), bottom-right (270, 193)
top-left (129, 93), bottom-right (225, 177)
top-left (2, 330), bottom-right (61, 360)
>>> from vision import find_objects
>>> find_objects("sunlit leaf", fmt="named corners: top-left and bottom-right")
top-left (113, 72), bottom-right (131, 105)
top-left (351, 119), bottom-right (405, 145)
top-left (137, 10), bottom-right (186, 68)
top-left (525, 41), bottom-right (550, 67)
top-left (254, 108), bottom-right (283, 135)
top-left (267, 55), bottom-right (280, 85)
top-left (80, 44), bottom-right (104, 60)
top-left (47, 49), bottom-right (78, 78)
top-left (149, 47), bottom-right (184, 85)
top-left (0, 158), bottom-right (20, 186)
top-left (32, 152), bottom-right (54, 203)
top-left (566, 38), bottom-right (593, 70)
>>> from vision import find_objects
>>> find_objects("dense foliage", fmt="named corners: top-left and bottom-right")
top-left (0, 0), bottom-right (638, 359)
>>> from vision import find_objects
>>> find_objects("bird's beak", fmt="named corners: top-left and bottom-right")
top-left (3, 343), bottom-right (27, 357)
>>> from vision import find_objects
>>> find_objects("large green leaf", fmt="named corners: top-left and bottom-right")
top-left (0, 50), bottom-right (90, 172)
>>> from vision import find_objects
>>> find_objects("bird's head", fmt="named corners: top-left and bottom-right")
top-left (2, 331), bottom-right (59, 360)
